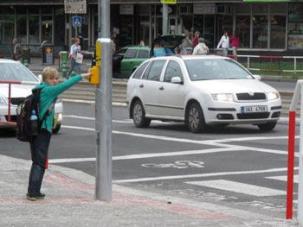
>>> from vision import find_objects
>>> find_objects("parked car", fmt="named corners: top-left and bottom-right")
top-left (127, 55), bottom-right (281, 133)
top-left (113, 46), bottom-right (150, 78)
top-left (0, 59), bottom-right (63, 133)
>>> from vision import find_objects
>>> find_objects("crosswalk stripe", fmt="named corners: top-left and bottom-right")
top-left (185, 179), bottom-right (285, 197)
top-left (266, 175), bottom-right (299, 183)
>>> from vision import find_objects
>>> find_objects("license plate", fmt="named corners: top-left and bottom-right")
top-left (241, 105), bottom-right (268, 113)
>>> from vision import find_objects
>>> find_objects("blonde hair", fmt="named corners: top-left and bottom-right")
top-left (42, 67), bottom-right (59, 82)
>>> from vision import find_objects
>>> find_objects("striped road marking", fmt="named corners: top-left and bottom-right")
top-left (185, 179), bottom-right (286, 197)
top-left (266, 175), bottom-right (299, 184)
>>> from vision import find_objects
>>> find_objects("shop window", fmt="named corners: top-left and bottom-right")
top-left (54, 7), bottom-right (65, 46)
top-left (270, 3), bottom-right (287, 14)
top-left (236, 16), bottom-right (250, 48)
top-left (29, 15), bottom-right (39, 44)
top-left (288, 3), bottom-right (303, 49)
top-left (270, 15), bottom-right (286, 49)
top-left (252, 4), bottom-right (268, 14)
top-left (16, 15), bottom-right (27, 44)
top-left (253, 15), bottom-right (268, 48)
top-left (42, 16), bottom-right (53, 43)
top-left (0, 15), bottom-right (14, 44)
top-left (235, 3), bottom-right (250, 14)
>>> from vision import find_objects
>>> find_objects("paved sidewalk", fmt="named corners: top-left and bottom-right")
top-left (0, 154), bottom-right (299, 227)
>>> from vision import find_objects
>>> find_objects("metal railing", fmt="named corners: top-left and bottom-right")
top-left (236, 54), bottom-right (303, 73)
top-left (0, 80), bottom-right (21, 127)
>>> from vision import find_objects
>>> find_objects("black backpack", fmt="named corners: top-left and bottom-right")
top-left (16, 88), bottom-right (47, 142)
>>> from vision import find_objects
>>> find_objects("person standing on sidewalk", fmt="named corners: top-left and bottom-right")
top-left (230, 32), bottom-right (240, 60)
top-left (12, 38), bottom-right (21, 61)
top-left (217, 31), bottom-right (230, 57)
top-left (27, 67), bottom-right (91, 201)
top-left (68, 37), bottom-right (83, 78)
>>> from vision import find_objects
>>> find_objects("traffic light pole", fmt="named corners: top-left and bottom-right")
top-left (95, 0), bottom-right (112, 201)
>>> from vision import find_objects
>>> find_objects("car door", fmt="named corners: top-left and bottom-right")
top-left (121, 48), bottom-right (137, 76)
top-left (137, 59), bottom-right (166, 116)
top-left (157, 60), bottom-right (186, 119)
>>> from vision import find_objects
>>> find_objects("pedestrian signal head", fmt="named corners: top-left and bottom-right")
top-left (89, 65), bottom-right (100, 85)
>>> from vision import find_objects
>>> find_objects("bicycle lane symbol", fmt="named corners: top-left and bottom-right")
top-left (141, 160), bottom-right (205, 169)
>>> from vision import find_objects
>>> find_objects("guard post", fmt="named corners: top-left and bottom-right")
top-left (59, 51), bottom-right (69, 79)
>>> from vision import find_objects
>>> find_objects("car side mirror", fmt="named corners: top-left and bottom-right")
top-left (38, 74), bottom-right (43, 82)
top-left (171, 76), bottom-right (183, 84)
top-left (252, 74), bottom-right (261, 80)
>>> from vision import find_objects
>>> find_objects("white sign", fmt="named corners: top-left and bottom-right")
top-left (193, 3), bottom-right (216, 15)
top-left (64, 0), bottom-right (87, 14)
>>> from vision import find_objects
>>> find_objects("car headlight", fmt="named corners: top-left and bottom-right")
top-left (211, 93), bottom-right (234, 102)
top-left (0, 96), bottom-right (8, 105)
top-left (267, 92), bottom-right (280, 100)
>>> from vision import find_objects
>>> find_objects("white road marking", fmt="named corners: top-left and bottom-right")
top-left (185, 179), bottom-right (286, 197)
top-left (61, 125), bottom-right (294, 157)
top-left (113, 167), bottom-right (298, 183)
top-left (49, 147), bottom-right (243, 164)
top-left (266, 175), bottom-right (299, 183)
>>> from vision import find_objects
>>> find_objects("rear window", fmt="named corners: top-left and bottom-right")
top-left (137, 50), bottom-right (149, 58)
top-left (0, 62), bottom-right (38, 82)
top-left (124, 49), bottom-right (137, 59)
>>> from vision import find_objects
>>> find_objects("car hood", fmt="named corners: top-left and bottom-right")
top-left (0, 84), bottom-right (35, 98)
top-left (191, 79), bottom-right (278, 94)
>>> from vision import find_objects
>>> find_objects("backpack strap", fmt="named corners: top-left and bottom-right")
top-left (39, 98), bottom-right (57, 127)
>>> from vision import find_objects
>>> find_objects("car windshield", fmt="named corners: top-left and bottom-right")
top-left (185, 59), bottom-right (252, 81)
top-left (0, 62), bottom-right (39, 82)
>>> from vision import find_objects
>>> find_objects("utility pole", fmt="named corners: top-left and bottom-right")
top-left (95, 0), bottom-right (112, 201)
top-left (162, 3), bottom-right (168, 35)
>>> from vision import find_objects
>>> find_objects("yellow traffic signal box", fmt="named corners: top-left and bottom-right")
top-left (89, 41), bottom-right (101, 85)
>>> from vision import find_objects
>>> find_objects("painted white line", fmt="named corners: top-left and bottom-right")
top-left (49, 147), bottom-right (243, 164)
top-left (62, 125), bottom-right (95, 131)
top-left (266, 175), bottom-right (299, 184)
top-left (63, 115), bottom-right (95, 120)
top-left (113, 167), bottom-right (298, 183)
top-left (185, 179), bottom-right (285, 197)
top-left (63, 115), bottom-right (178, 125)
top-left (61, 125), bottom-right (294, 157)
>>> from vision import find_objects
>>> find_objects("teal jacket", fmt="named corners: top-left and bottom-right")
top-left (33, 75), bottom-right (82, 133)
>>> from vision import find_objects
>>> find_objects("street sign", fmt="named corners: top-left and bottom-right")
top-left (64, 0), bottom-right (87, 14)
top-left (161, 0), bottom-right (177, 4)
top-left (72, 16), bottom-right (82, 28)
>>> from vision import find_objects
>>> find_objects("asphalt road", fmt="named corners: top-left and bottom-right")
top-left (0, 102), bottom-right (298, 219)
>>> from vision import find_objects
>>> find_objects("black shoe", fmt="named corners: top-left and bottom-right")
top-left (26, 192), bottom-right (45, 201)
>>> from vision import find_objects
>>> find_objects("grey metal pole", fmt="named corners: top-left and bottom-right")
top-left (95, 0), bottom-right (112, 201)
top-left (162, 4), bottom-right (168, 35)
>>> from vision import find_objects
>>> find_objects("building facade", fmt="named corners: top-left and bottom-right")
top-left (0, 0), bottom-right (302, 55)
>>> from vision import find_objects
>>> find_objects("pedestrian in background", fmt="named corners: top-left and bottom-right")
top-left (217, 31), bottom-right (230, 57)
top-left (68, 37), bottom-right (83, 78)
top-left (27, 67), bottom-right (91, 201)
top-left (192, 31), bottom-right (200, 48)
top-left (192, 38), bottom-right (209, 55)
top-left (12, 38), bottom-right (21, 61)
top-left (230, 32), bottom-right (240, 60)
top-left (180, 31), bottom-right (193, 55)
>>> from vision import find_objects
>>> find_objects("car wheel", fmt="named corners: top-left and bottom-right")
top-left (132, 100), bottom-right (151, 128)
top-left (186, 102), bottom-right (206, 133)
top-left (257, 121), bottom-right (277, 132)
top-left (52, 123), bottom-right (61, 134)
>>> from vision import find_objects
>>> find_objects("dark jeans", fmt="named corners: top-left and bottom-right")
top-left (28, 129), bottom-right (51, 195)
